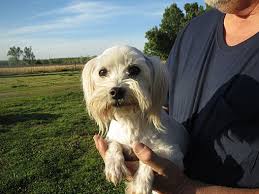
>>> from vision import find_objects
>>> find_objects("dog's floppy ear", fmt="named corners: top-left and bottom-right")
top-left (82, 57), bottom-right (96, 102)
top-left (81, 57), bottom-right (110, 135)
top-left (146, 56), bottom-right (168, 130)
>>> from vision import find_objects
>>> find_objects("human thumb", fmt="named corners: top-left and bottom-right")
top-left (133, 143), bottom-right (152, 161)
top-left (133, 143), bottom-right (169, 176)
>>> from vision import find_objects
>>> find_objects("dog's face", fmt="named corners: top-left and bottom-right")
top-left (82, 46), bottom-right (168, 134)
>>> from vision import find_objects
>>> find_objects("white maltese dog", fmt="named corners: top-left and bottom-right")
top-left (82, 45), bottom-right (189, 194)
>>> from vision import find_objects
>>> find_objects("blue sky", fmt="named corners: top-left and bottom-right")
top-left (0, 0), bottom-right (204, 60)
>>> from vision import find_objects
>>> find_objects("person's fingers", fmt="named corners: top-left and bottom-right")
top-left (93, 135), bottom-right (108, 159)
top-left (93, 134), bottom-right (99, 148)
top-left (133, 143), bottom-right (172, 176)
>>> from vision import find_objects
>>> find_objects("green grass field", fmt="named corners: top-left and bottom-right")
top-left (0, 71), bottom-right (124, 193)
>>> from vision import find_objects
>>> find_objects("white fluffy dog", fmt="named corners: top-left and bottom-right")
top-left (82, 45), bottom-right (189, 194)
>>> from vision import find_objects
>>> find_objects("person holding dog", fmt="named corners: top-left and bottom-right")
top-left (94, 0), bottom-right (259, 193)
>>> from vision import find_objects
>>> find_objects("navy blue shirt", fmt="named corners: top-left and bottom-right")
top-left (167, 9), bottom-right (259, 187)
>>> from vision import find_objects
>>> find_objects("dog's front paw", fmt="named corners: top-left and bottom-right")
top-left (131, 178), bottom-right (153, 194)
top-left (129, 163), bottom-right (154, 194)
top-left (131, 174), bottom-right (153, 194)
top-left (104, 157), bottom-right (129, 186)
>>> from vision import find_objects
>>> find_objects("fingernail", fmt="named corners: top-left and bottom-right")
top-left (93, 134), bottom-right (99, 142)
top-left (133, 143), bottom-right (145, 154)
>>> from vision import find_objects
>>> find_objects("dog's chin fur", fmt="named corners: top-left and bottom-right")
top-left (82, 45), bottom-right (188, 194)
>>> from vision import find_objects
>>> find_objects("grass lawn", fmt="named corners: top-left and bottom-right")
top-left (0, 71), bottom-right (124, 193)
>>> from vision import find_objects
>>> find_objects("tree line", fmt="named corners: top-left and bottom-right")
top-left (4, 46), bottom-right (94, 67)
top-left (34, 56), bottom-right (95, 66)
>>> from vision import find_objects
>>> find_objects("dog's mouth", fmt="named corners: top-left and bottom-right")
top-left (111, 100), bottom-right (136, 108)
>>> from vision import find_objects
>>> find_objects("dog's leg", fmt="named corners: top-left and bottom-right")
top-left (131, 161), bottom-right (154, 194)
top-left (126, 181), bottom-right (158, 194)
top-left (126, 146), bottom-right (184, 194)
top-left (104, 141), bottom-right (129, 186)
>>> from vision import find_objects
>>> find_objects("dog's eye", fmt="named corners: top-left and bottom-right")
top-left (99, 68), bottom-right (108, 77)
top-left (126, 65), bottom-right (141, 77)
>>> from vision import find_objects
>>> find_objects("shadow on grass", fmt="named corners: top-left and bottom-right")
top-left (0, 113), bottom-right (60, 127)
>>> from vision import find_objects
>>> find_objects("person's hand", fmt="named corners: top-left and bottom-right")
top-left (131, 143), bottom-right (194, 194)
top-left (93, 135), bottom-right (139, 180)
top-left (93, 134), bottom-right (195, 194)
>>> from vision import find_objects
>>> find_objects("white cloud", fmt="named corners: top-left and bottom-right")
top-left (35, 1), bottom-right (121, 17)
top-left (9, 14), bottom-right (104, 35)
top-left (8, 1), bottom-right (123, 35)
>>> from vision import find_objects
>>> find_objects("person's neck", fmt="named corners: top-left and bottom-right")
top-left (224, 1), bottom-right (259, 46)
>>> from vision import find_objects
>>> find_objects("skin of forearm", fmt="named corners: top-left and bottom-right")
top-left (195, 186), bottom-right (259, 194)
top-left (181, 179), bottom-right (259, 194)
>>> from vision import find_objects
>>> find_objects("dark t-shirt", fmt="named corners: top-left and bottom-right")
top-left (167, 9), bottom-right (259, 187)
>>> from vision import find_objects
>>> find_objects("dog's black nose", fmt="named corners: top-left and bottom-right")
top-left (110, 87), bottom-right (125, 100)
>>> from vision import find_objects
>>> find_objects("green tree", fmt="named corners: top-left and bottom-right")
top-left (144, 2), bottom-right (206, 60)
top-left (23, 46), bottom-right (35, 64)
top-left (182, 3), bottom-right (205, 26)
top-left (205, 4), bottom-right (213, 11)
top-left (7, 46), bottom-right (23, 66)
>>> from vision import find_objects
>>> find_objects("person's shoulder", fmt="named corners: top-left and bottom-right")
top-left (176, 9), bottom-right (223, 44)
top-left (190, 9), bottom-right (223, 26)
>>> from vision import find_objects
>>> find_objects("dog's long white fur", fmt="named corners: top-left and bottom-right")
top-left (82, 45), bottom-right (189, 194)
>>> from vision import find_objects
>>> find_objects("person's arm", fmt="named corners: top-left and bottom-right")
top-left (186, 185), bottom-right (259, 194)
top-left (93, 135), bottom-right (259, 194)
